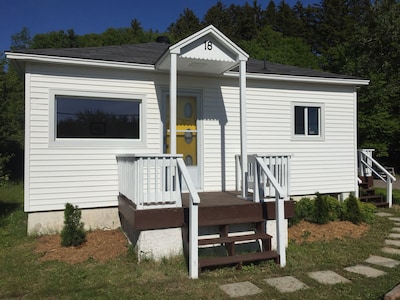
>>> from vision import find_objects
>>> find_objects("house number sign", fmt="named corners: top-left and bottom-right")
top-left (204, 40), bottom-right (213, 50)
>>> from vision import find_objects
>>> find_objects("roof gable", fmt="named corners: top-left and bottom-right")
top-left (156, 25), bottom-right (249, 74)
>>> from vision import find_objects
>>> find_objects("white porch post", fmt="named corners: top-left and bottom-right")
top-left (170, 53), bottom-right (177, 155)
top-left (240, 60), bottom-right (248, 199)
top-left (276, 195), bottom-right (286, 267)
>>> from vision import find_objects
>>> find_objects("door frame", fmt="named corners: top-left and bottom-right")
top-left (161, 89), bottom-right (203, 190)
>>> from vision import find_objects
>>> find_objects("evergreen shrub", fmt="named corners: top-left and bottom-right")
top-left (289, 192), bottom-right (376, 227)
top-left (342, 194), bottom-right (362, 225)
top-left (314, 192), bottom-right (330, 224)
top-left (289, 197), bottom-right (315, 226)
top-left (60, 203), bottom-right (86, 247)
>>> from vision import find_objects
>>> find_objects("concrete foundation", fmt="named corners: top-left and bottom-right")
top-left (266, 219), bottom-right (289, 250)
top-left (27, 207), bottom-right (121, 235)
top-left (135, 228), bottom-right (183, 261)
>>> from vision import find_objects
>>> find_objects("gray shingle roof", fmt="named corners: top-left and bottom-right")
top-left (245, 58), bottom-right (361, 80)
top-left (14, 43), bottom-right (170, 65)
top-left (13, 43), bottom-right (361, 80)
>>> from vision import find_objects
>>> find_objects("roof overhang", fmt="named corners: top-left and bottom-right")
top-left (224, 71), bottom-right (370, 86)
top-left (156, 25), bottom-right (249, 75)
top-left (5, 52), bottom-right (156, 74)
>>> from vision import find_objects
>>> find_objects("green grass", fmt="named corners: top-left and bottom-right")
top-left (1, 183), bottom-right (400, 299)
top-left (375, 187), bottom-right (400, 205)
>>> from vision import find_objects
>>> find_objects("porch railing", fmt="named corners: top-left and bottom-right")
top-left (236, 154), bottom-right (290, 267)
top-left (358, 149), bottom-right (396, 207)
top-left (236, 154), bottom-right (291, 202)
top-left (116, 154), bottom-right (200, 279)
top-left (117, 154), bottom-right (183, 209)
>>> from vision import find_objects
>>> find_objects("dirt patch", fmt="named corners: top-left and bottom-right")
top-left (34, 221), bottom-right (369, 264)
top-left (35, 229), bottom-right (128, 264)
top-left (289, 220), bottom-right (370, 244)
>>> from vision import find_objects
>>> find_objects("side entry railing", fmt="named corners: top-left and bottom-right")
top-left (358, 149), bottom-right (396, 207)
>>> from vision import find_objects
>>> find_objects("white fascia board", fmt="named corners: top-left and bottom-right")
top-left (171, 25), bottom-right (249, 60)
top-left (224, 71), bottom-right (370, 86)
top-left (5, 52), bottom-right (155, 71)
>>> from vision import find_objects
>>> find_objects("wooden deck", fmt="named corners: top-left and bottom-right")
top-left (119, 192), bottom-right (294, 231)
top-left (182, 191), bottom-right (247, 207)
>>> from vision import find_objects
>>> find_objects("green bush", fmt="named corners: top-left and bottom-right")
top-left (342, 194), bottom-right (362, 225)
top-left (61, 203), bottom-right (86, 247)
top-left (359, 201), bottom-right (376, 224)
top-left (289, 197), bottom-right (315, 226)
top-left (314, 192), bottom-right (330, 224)
top-left (289, 192), bottom-right (376, 227)
top-left (325, 195), bottom-right (344, 221)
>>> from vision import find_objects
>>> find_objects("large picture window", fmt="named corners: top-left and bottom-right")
top-left (292, 103), bottom-right (324, 140)
top-left (56, 96), bottom-right (140, 139)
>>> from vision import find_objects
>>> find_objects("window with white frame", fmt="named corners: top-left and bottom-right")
top-left (49, 89), bottom-right (146, 147)
top-left (55, 96), bottom-right (140, 139)
top-left (292, 103), bottom-right (324, 139)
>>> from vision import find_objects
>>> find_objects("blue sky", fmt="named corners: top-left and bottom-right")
top-left (1, 0), bottom-right (319, 53)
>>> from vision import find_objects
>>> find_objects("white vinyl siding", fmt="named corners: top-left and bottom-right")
top-left (245, 82), bottom-right (357, 196)
top-left (25, 63), bottom-right (358, 212)
top-left (25, 63), bottom-right (163, 212)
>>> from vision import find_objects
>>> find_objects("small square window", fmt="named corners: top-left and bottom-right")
top-left (292, 103), bottom-right (324, 140)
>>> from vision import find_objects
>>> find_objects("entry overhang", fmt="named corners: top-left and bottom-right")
top-left (163, 25), bottom-right (249, 199)
top-left (156, 25), bottom-right (249, 74)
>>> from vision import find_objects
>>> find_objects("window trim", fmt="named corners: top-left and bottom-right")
top-left (291, 102), bottom-right (325, 141)
top-left (49, 89), bottom-right (146, 147)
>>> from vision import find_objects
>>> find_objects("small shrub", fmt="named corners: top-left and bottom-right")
top-left (61, 203), bottom-right (86, 247)
top-left (342, 194), bottom-right (362, 225)
top-left (289, 197), bottom-right (315, 226)
top-left (325, 195), bottom-right (343, 221)
top-left (314, 192), bottom-right (330, 224)
top-left (359, 202), bottom-right (376, 224)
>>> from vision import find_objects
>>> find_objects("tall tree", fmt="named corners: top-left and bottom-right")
top-left (241, 25), bottom-right (320, 69)
top-left (168, 8), bottom-right (202, 41)
top-left (0, 54), bottom-right (24, 181)
top-left (203, 1), bottom-right (233, 37)
top-left (275, 0), bottom-right (301, 36)
top-left (10, 26), bottom-right (31, 50)
top-left (31, 29), bottom-right (79, 49)
top-left (352, 0), bottom-right (400, 164)
top-left (264, 0), bottom-right (278, 29)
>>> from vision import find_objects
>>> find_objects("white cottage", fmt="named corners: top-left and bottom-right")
top-left (7, 26), bottom-right (372, 277)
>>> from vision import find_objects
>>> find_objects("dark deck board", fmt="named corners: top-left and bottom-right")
top-left (119, 191), bottom-right (295, 230)
top-left (182, 191), bottom-right (250, 207)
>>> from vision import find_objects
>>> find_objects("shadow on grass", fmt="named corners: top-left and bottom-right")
top-left (0, 201), bottom-right (21, 219)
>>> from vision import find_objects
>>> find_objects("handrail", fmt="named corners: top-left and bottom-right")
top-left (176, 158), bottom-right (200, 279)
top-left (358, 150), bottom-right (396, 207)
top-left (255, 157), bottom-right (286, 198)
top-left (176, 158), bottom-right (200, 204)
top-left (254, 156), bottom-right (287, 267)
top-left (246, 154), bottom-right (291, 202)
top-left (359, 151), bottom-right (396, 182)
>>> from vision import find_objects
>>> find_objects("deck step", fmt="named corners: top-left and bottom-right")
top-left (359, 196), bottom-right (387, 207)
top-left (199, 251), bottom-right (279, 269)
top-left (198, 233), bottom-right (272, 246)
top-left (358, 176), bottom-right (388, 207)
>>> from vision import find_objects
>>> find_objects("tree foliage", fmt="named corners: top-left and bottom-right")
top-left (0, 54), bottom-right (24, 182)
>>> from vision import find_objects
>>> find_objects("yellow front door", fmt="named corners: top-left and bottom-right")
top-left (166, 96), bottom-right (197, 166)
